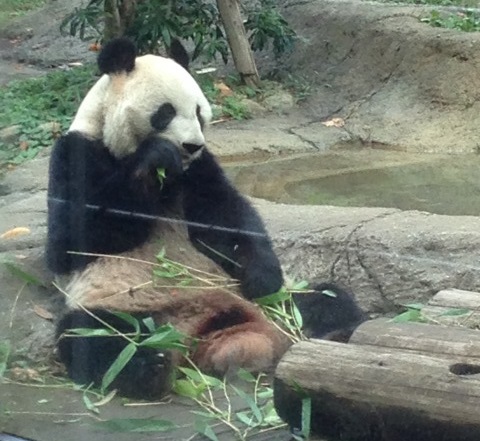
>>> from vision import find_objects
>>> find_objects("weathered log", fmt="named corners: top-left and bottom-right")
top-left (429, 289), bottom-right (480, 309)
top-left (351, 318), bottom-right (480, 359)
top-left (274, 340), bottom-right (480, 441)
top-left (422, 289), bottom-right (480, 327)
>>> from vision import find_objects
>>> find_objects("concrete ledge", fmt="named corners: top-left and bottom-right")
top-left (258, 200), bottom-right (480, 313)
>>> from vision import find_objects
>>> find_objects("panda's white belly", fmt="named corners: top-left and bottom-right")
top-left (58, 221), bottom-right (238, 312)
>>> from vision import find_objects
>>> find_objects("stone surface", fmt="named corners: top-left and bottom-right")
top-left (257, 201), bottom-right (480, 314)
top-left (275, 0), bottom-right (480, 153)
top-left (0, 124), bottom-right (20, 143)
top-left (262, 90), bottom-right (296, 114)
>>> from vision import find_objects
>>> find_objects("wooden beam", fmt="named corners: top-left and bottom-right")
top-left (350, 318), bottom-right (480, 359)
top-left (274, 340), bottom-right (480, 441)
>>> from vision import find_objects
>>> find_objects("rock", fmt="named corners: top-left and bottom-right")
top-left (262, 91), bottom-right (296, 114)
top-left (255, 200), bottom-right (480, 315)
top-left (0, 125), bottom-right (21, 144)
top-left (240, 98), bottom-right (267, 116)
top-left (37, 121), bottom-right (61, 135)
top-left (279, 0), bottom-right (480, 153)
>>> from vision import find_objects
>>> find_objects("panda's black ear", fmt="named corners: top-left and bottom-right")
top-left (168, 39), bottom-right (190, 71)
top-left (98, 37), bottom-right (137, 74)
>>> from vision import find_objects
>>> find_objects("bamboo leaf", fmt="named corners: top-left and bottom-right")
top-left (236, 411), bottom-right (255, 426)
top-left (401, 303), bottom-right (424, 311)
top-left (173, 379), bottom-right (206, 399)
top-left (191, 410), bottom-right (216, 419)
top-left (139, 325), bottom-right (187, 352)
top-left (156, 247), bottom-right (166, 260)
top-left (82, 392), bottom-right (99, 414)
top-left (301, 397), bottom-right (312, 439)
top-left (256, 388), bottom-right (274, 400)
top-left (291, 301), bottom-right (303, 328)
top-left (111, 311), bottom-right (140, 336)
top-left (236, 368), bottom-right (256, 383)
top-left (178, 367), bottom-right (222, 388)
top-left (0, 340), bottom-right (11, 378)
top-left (3, 261), bottom-right (44, 286)
top-left (292, 280), bottom-right (309, 290)
top-left (142, 317), bottom-right (156, 333)
top-left (65, 328), bottom-right (114, 337)
top-left (255, 288), bottom-right (290, 306)
top-left (262, 401), bottom-right (282, 426)
top-left (195, 419), bottom-right (219, 441)
top-left (232, 385), bottom-right (263, 424)
top-left (101, 343), bottom-right (137, 392)
top-left (320, 289), bottom-right (337, 298)
top-left (391, 309), bottom-right (423, 323)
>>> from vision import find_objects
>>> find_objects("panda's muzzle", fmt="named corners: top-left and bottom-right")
top-left (180, 142), bottom-right (205, 169)
top-left (183, 143), bottom-right (203, 154)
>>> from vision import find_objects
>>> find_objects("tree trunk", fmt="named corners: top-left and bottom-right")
top-left (104, 0), bottom-right (122, 41)
top-left (104, 0), bottom-right (138, 41)
top-left (216, 0), bottom-right (260, 87)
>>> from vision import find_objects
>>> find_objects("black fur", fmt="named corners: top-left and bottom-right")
top-left (150, 103), bottom-right (177, 132)
top-left (182, 148), bottom-right (283, 299)
top-left (98, 37), bottom-right (136, 74)
top-left (57, 310), bottom-right (173, 398)
top-left (196, 105), bottom-right (206, 130)
top-left (294, 282), bottom-right (366, 341)
top-left (49, 38), bottom-right (367, 397)
top-left (46, 132), bottom-right (182, 274)
top-left (168, 39), bottom-right (190, 71)
top-left (47, 132), bottom-right (283, 298)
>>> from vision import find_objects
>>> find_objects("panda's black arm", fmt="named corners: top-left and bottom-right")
top-left (182, 148), bottom-right (283, 299)
top-left (47, 132), bottom-right (182, 274)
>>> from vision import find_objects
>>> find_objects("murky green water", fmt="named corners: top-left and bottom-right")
top-left (225, 147), bottom-right (480, 216)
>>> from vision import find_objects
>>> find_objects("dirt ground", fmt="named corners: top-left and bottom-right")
top-left (4, 0), bottom-right (480, 153)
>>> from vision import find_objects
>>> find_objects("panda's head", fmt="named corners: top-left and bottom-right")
top-left (69, 38), bottom-right (212, 160)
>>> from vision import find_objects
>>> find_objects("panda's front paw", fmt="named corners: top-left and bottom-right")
top-left (241, 260), bottom-right (283, 300)
top-left (113, 349), bottom-right (174, 399)
top-left (133, 136), bottom-right (183, 183)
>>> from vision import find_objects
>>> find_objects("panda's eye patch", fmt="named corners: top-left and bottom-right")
top-left (150, 103), bottom-right (177, 132)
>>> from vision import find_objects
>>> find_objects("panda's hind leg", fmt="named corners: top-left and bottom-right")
top-left (293, 282), bottom-right (367, 342)
top-left (56, 310), bottom-right (174, 399)
top-left (192, 306), bottom-right (290, 376)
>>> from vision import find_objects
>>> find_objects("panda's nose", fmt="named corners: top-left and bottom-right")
top-left (183, 143), bottom-right (203, 154)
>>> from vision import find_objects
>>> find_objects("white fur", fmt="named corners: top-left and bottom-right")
top-left (69, 54), bottom-right (212, 158)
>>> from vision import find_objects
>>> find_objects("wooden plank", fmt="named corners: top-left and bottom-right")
top-left (421, 305), bottom-right (480, 328)
top-left (428, 289), bottom-right (480, 309)
top-left (350, 318), bottom-right (480, 358)
top-left (422, 289), bottom-right (480, 327)
top-left (274, 340), bottom-right (480, 441)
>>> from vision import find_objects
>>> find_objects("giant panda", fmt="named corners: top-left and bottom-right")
top-left (47, 37), bottom-right (365, 399)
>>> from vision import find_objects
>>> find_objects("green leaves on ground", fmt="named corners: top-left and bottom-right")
top-left (0, 65), bottom-right (96, 166)
top-left (0, 340), bottom-right (11, 378)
